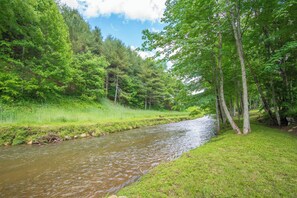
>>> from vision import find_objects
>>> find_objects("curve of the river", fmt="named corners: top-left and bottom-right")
top-left (0, 116), bottom-right (215, 197)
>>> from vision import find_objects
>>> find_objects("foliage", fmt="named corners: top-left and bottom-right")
top-left (0, 1), bottom-right (185, 111)
top-left (68, 53), bottom-right (108, 101)
top-left (141, 0), bottom-right (297, 126)
top-left (186, 106), bottom-right (202, 117)
top-left (0, 0), bottom-right (72, 101)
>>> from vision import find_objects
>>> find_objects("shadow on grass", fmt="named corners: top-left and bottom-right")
top-left (210, 136), bottom-right (226, 143)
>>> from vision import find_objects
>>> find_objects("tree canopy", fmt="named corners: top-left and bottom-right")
top-left (0, 0), bottom-right (185, 110)
top-left (142, 0), bottom-right (297, 131)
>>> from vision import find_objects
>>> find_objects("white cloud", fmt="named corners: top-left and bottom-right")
top-left (166, 61), bottom-right (173, 69)
top-left (138, 51), bottom-right (155, 59)
top-left (80, 0), bottom-right (166, 21)
top-left (131, 46), bottom-right (154, 59)
top-left (130, 45), bottom-right (137, 51)
top-left (151, 27), bottom-right (161, 33)
top-left (59, 0), bottom-right (80, 9)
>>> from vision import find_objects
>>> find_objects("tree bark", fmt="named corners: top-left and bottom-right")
top-left (215, 92), bottom-right (221, 133)
top-left (212, 55), bottom-right (221, 134)
top-left (217, 32), bottom-right (241, 134)
top-left (218, 91), bottom-right (227, 124)
top-left (236, 82), bottom-right (241, 122)
top-left (246, 61), bottom-right (277, 124)
top-left (105, 73), bottom-right (109, 97)
top-left (114, 75), bottom-right (119, 103)
top-left (229, 1), bottom-right (251, 134)
top-left (270, 81), bottom-right (281, 126)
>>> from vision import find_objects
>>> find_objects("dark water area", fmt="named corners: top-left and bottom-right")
top-left (0, 116), bottom-right (215, 197)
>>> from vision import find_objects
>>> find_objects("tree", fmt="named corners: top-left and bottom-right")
top-left (0, 0), bottom-right (72, 101)
top-left (142, 0), bottom-right (242, 133)
top-left (103, 36), bottom-right (130, 103)
top-left (68, 52), bottom-right (108, 101)
top-left (226, 0), bottom-right (251, 134)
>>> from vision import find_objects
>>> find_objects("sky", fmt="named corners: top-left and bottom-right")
top-left (59, 0), bottom-right (166, 58)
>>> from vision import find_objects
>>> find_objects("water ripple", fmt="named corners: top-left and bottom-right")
top-left (0, 116), bottom-right (215, 197)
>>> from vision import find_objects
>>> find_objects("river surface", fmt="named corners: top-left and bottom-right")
top-left (0, 116), bottom-right (215, 197)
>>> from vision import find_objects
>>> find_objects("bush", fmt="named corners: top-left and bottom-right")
top-left (187, 106), bottom-right (202, 117)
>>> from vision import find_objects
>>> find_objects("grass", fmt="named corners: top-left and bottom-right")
top-left (0, 98), bottom-right (191, 145)
top-left (0, 98), bottom-right (187, 126)
top-left (118, 122), bottom-right (297, 197)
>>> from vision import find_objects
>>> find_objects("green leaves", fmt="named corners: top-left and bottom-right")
top-left (70, 53), bottom-right (108, 101)
top-left (0, 0), bottom-right (187, 110)
top-left (141, 0), bottom-right (297, 122)
top-left (0, 0), bottom-right (72, 101)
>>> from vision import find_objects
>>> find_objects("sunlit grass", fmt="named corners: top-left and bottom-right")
top-left (0, 98), bottom-right (186, 125)
top-left (118, 123), bottom-right (297, 197)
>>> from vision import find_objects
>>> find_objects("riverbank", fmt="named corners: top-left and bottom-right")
top-left (118, 123), bottom-right (297, 197)
top-left (0, 116), bottom-right (191, 146)
top-left (0, 99), bottom-right (194, 145)
top-left (0, 98), bottom-right (188, 125)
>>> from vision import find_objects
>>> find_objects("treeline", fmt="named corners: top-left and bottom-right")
top-left (0, 0), bottom-right (183, 110)
top-left (143, 0), bottom-right (297, 131)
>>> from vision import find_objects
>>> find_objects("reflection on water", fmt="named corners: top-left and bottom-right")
top-left (0, 116), bottom-right (215, 197)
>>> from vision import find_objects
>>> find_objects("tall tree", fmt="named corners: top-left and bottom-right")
top-left (142, 0), bottom-right (242, 132)
top-left (227, 0), bottom-right (251, 134)
top-left (0, 0), bottom-right (72, 101)
top-left (103, 36), bottom-right (129, 103)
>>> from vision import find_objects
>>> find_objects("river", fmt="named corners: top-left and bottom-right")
top-left (0, 116), bottom-right (215, 197)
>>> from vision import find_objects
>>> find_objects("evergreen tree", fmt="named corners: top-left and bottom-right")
top-left (0, 0), bottom-right (72, 101)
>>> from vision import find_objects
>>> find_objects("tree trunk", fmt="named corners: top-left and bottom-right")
top-left (114, 75), bottom-right (119, 103)
top-left (270, 81), bottom-right (281, 126)
top-left (246, 61), bottom-right (276, 124)
top-left (217, 32), bottom-right (241, 134)
top-left (212, 55), bottom-right (221, 134)
top-left (218, 91), bottom-right (227, 125)
top-left (236, 83), bottom-right (241, 122)
top-left (229, 1), bottom-right (251, 134)
top-left (255, 26), bottom-right (279, 124)
top-left (105, 73), bottom-right (109, 97)
top-left (214, 77), bottom-right (221, 133)
top-left (215, 91), bottom-right (221, 133)
top-left (229, 97), bottom-right (235, 117)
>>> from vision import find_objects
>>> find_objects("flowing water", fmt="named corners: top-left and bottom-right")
top-left (0, 116), bottom-right (215, 197)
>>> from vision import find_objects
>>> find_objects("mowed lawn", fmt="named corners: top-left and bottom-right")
top-left (118, 123), bottom-right (297, 197)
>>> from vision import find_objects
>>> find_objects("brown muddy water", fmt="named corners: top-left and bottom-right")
top-left (0, 116), bottom-right (215, 197)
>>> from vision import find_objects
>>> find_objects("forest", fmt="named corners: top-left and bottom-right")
top-left (1, 0), bottom-right (295, 133)
top-left (0, 0), bottom-right (185, 110)
top-left (142, 0), bottom-right (297, 134)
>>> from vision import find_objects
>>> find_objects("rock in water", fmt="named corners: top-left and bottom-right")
top-left (80, 133), bottom-right (87, 138)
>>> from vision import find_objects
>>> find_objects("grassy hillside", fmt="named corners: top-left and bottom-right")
top-left (118, 123), bottom-right (297, 197)
top-left (0, 98), bottom-right (191, 145)
top-left (0, 98), bottom-right (186, 126)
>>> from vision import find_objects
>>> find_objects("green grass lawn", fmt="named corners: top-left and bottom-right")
top-left (0, 98), bottom-right (186, 126)
top-left (118, 123), bottom-right (297, 197)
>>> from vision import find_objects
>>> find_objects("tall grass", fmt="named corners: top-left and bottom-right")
top-left (0, 98), bottom-right (186, 125)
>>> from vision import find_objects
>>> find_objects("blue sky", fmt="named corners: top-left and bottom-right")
top-left (88, 14), bottom-right (165, 48)
top-left (59, 0), bottom-right (166, 53)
